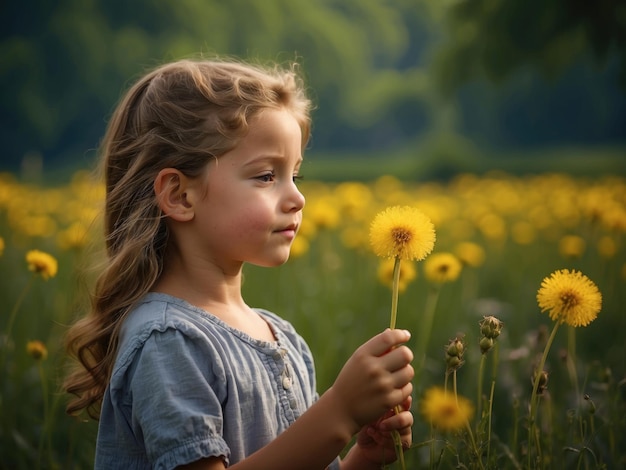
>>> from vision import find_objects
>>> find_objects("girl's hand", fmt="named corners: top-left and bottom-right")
top-left (328, 329), bottom-right (414, 434)
top-left (355, 397), bottom-right (413, 465)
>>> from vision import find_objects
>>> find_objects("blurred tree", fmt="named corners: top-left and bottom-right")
top-left (0, 0), bottom-right (435, 170)
top-left (429, 0), bottom-right (626, 94)
top-left (0, 0), bottom-right (624, 173)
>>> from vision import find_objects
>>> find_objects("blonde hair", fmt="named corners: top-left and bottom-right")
top-left (64, 58), bottom-right (312, 418)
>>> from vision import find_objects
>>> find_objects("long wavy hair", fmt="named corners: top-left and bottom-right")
top-left (63, 58), bottom-right (312, 418)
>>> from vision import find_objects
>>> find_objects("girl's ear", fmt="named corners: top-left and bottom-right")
top-left (154, 168), bottom-right (194, 222)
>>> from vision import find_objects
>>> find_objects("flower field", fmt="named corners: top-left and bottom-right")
top-left (0, 169), bottom-right (624, 469)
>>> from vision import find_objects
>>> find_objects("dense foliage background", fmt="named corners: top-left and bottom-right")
top-left (1, 0), bottom-right (625, 177)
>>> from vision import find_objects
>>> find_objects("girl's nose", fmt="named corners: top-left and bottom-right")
top-left (284, 180), bottom-right (305, 212)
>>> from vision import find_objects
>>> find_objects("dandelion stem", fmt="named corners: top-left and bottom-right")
top-left (416, 286), bottom-right (441, 379)
top-left (528, 321), bottom-right (561, 469)
top-left (567, 326), bottom-right (584, 441)
top-left (487, 378), bottom-right (496, 465)
top-left (486, 343), bottom-right (499, 463)
top-left (389, 257), bottom-right (401, 329)
top-left (477, 354), bottom-right (486, 421)
top-left (389, 256), bottom-right (406, 470)
top-left (2, 275), bottom-right (34, 348)
top-left (427, 424), bottom-right (435, 470)
top-left (36, 361), bottom-right (51, 470)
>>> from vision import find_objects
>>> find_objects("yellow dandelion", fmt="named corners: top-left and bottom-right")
top-left (377, 258), bottom-right (417, 292)
top-left (369, 206), bottom-right (435, 261)
top-left (454, 241), bottom-right (485, 268)
top-left (536, 269), bottom-right (602, 327)
top-left (26, 340), bottom-right (48, 361)
top-left (26, 250), bottom-right (58, 280)
top-left (420, 387), bottom-right (474, 432)
top-left (307, 197), bottom-right (340, 230)
top-left (558, 235), bottom-right (586, 259)
top-left (424, 252), bottom-right (462, 284)
top-left (57, 222), bottom-right (89, 251)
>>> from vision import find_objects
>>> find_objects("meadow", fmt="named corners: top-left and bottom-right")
top-left (0, 168), bottom-right (624, 469)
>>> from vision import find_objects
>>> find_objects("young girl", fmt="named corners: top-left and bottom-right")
top-left (64, 58), bottom-right (414, 469)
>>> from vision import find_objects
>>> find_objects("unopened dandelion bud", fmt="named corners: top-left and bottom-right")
top-left (446, 339), bottom-right (464, 358)
top-left (446, 355), bottom-right (462, 371)
top-left (480, 315), bottom-right (503, 339)
top-left (479, 336), bottom-right (494, 354)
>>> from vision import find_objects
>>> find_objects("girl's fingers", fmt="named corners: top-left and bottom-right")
top-left (382, 346), bottom-right (414, 372)
top-left (366, 329), bottom-right (412, 356)
top-left (379, 409), bottom-right (414, 431)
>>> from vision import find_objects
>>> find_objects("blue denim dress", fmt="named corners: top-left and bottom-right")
top-left (95, 292), bottom-right (340, 469)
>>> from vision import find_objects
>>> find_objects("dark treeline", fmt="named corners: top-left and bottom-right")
top-left (1, 0), bottom-right (625, 173)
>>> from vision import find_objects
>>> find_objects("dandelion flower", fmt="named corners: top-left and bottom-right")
top-left (26, 340), bottom-right (48, 361)
top-left (454, 241), bottom-right (485, 268)
top-left (369, 206), bottom-right (435, 261)
top-left (558, 235), bottom-right (586, 259)
top-left (536, 269), bottom-right (602, 327)
top-left (424, 252), bottom-right (462, 284)
top-left (420, 387), bottom-right (474, 432)
top-left (26, 250), bottom-right (58, 280)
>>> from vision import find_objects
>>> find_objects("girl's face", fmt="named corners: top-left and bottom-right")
top-left (192, 108), bottom-right (306, 271)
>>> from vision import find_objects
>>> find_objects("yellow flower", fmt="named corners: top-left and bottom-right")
top-left (369, 206), bottom-right (435, 261)
top-left (454, 241), bottom-right (485, 268)
top-left (420, 387), bottom-right (474, 432)
top-left (57, 222), bottom-right (89, 251)
top-left (423, 252), bottom-right (462, 284)
top-left (377, 258), bottom-right (416, 292)
top-left (26, 340), bottom-right (48, 361)
top-left (307, 197), bottom-right (340, 230)
top-left (536, 269), bottom-right (602, 327)
top-left (26, 250), bottom-right (58, 280)
top-left (558, 235), bottom-right (586, 259)
top-left (0, 236), bottom-right (4, 256)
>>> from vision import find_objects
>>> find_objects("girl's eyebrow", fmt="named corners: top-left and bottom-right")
top-left (243, 155), bottom-right (303, 167)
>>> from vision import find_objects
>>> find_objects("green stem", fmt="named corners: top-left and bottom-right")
top-left (429, 424), bottom-right (434, 470)
top-left (567, 326), bottom-right (583, 441)
top-left (36, 361), bottom-right (51, 470)
top-left (416, 286), bottom-right (441, 380)
top-left (454, 371), bottom-right (484, 470)
top-left (486, 343), bottom-right (499, 465)
top-left (528, 322), bottom-right (561, 469)
top-left (2, 276), bottom-right (34, 353)
top-left (389, 257), bottom-right (405, 470)
top-left (477, 353), bottom-right (486, 422)
top-left (389, 257), bottom-right (401, 329)
top-left (487, 379), bottom-right (496, 465)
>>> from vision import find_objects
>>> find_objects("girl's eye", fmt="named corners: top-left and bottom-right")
top-left (293, 175), bottom-right (304, 184)
top-left (257, 172), bottom-right (275, 183)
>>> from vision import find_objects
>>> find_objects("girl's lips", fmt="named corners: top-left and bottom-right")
top-left (276, 225), bottom-right (298, 239)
